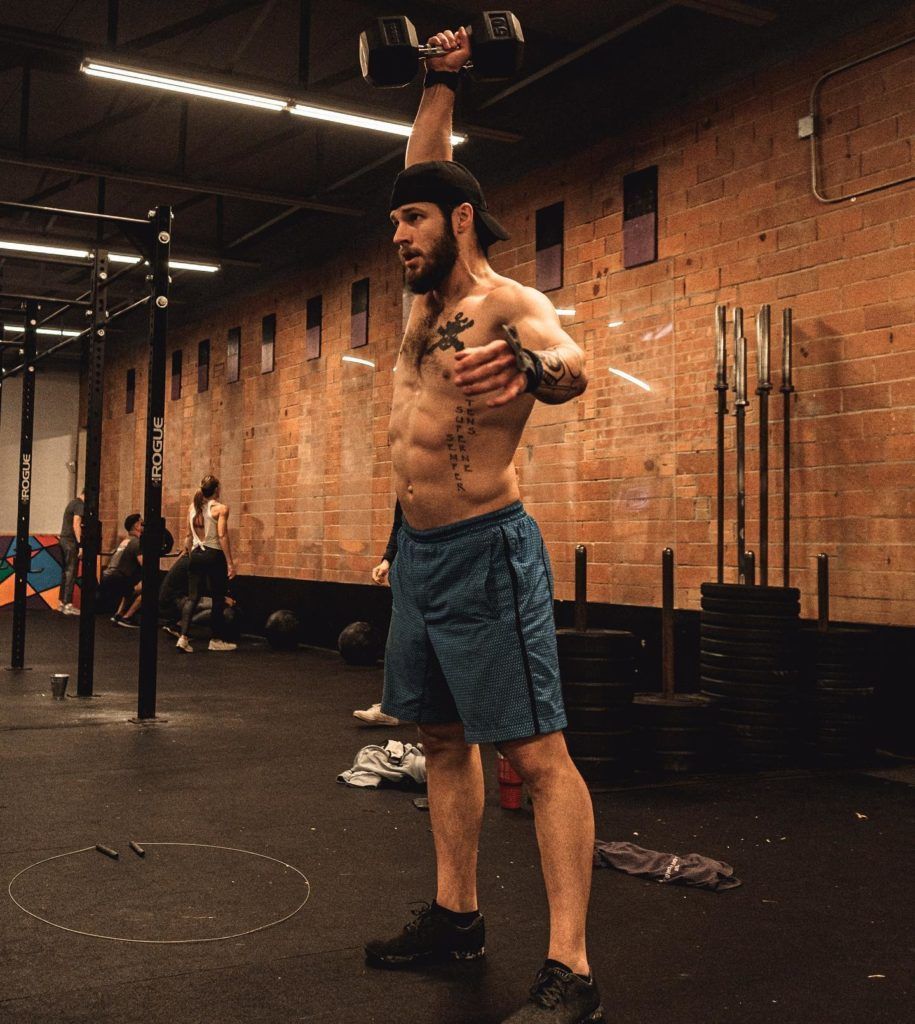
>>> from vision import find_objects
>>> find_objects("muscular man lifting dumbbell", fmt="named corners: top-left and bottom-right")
top-left (361, 23), bottom-right (604, 1024)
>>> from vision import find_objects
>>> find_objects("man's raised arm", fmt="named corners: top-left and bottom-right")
top-left (404, 26), bottom-right (469, 167)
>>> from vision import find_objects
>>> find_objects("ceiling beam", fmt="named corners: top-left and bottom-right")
top-left (479, 0), bottom-right (775, 110)
top-left (0, 150), bottom-right (363, 217)
top-left (227, 145), bottom-right (404, 249)
top-left (678, 1), bottom-right (775, 26)
top-left (119, 0), bottom-right (268, 51)
top-left (480, 1), bottom-right (677, 109)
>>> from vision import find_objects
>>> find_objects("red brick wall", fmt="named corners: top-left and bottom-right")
top-left (101, 9), bottom-right (915, 626)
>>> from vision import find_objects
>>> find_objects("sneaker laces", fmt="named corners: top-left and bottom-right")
top-left (404, 901), bottom-right (435, 935)
top-left (529, 967), bottom-right (572, 1010)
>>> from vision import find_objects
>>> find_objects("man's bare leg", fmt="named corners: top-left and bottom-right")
top-left (122, 594), bottom-right (142, 620)
top-left (500, 731), bottom-right (595, 975)
top-left (419, 721), bottom-right (485, 912)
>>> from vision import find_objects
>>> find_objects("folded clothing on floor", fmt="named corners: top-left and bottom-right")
top-left (593, 840), bottom-right (742, 891)
top-left (337, 740), bottom-right (426, 789)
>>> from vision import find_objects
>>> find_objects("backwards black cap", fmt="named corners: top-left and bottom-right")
top-left (390, 160), bottom-right (510, 247)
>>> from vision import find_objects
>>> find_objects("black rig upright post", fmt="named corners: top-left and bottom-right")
top-left (76, 251), bottom-right (110, 697)
top-left (10, 302), bottom-right (38, 670)
top-left (136, 206), bottom-right (172, 722)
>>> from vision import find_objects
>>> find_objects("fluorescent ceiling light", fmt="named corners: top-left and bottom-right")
top-left (82, 61), bottom-right (287, 111)
top-left (82, 59), bottom-right (465, 144)
top-left (169, 259), bottom-right (220, 273)
top-left (289, 103), bottom-right (464, 145)
top-left (0, 239), bottom-right (90, 259)
top-left (3, 325), bottom-right (82, 337)
top-left (342, 355), bottom-right (375, 368)
top-left (554, 308), bottom-right (576, 317)
top-left (608, 367), bottom-right (651, 391)
top-left (0, 241), bottom-right (218, 273)
top-left (607, 320), bottom-right (624, 328)
top-left (108, 253), bottom-right (220, 272)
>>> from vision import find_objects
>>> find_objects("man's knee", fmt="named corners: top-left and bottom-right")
top-left (498, 731), bottom-right (574, 787)
top-left (419, 721), bottom-right (472, 759)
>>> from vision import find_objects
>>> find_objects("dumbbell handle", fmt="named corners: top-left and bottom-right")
top-left (417, 43), bottom-right (474, 69)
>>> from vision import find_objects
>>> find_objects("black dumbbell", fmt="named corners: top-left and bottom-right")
top-left (359, 11), bottom-right (524, 89)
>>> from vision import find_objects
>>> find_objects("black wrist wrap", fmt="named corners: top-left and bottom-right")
top-left (423, 69), bottom-right (462, 92)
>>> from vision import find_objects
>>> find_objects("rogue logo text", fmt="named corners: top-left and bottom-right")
top-left (20, 453), bottom-right (31, 503)
top-left (151, 417), bottom-right (164, 485)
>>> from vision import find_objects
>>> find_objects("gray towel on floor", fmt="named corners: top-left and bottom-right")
top-left (593, 840), bottom-right (741, 891)
top-left (337, 740), bottom-right (426, 789)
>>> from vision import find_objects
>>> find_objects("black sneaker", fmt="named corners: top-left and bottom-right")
top-left (364, 902), bottom-right (485, 968)
top-left (501, 963), bottom-right (605, 1023)
top-left (117, 617), bottom-right (140, 630)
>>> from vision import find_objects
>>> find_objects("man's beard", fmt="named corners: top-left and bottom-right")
top-left (403, 223), bottom-right (458, 295)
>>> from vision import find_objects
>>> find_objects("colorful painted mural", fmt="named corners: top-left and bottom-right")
top-left (0, 535), bottom-right (80, 610)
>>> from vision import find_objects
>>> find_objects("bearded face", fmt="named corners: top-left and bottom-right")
top-left (398, 208), bottom-right (459, 295)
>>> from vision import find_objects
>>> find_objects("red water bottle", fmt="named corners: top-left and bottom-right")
top-left (497, 752), bottom-right (523, 809)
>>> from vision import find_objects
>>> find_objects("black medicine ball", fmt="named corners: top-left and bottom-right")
top-left (338, 621), bottom-right (383, 666)
top-left (265, 609), bottom-right (300, 651)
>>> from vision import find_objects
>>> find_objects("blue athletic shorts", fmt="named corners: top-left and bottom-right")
top-left (381, 501), bottom-right (566, 744)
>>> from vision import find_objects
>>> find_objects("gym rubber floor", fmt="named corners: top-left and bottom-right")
top-left (1, 607), bottom-right (912, 1024)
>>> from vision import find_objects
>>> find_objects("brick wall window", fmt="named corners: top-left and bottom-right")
top-left (197, 338), bottom-right (210, 393)
top-left (261, 313), bottom-right (276, 374)
top-left (536, 201), bottom-right (564, 292)
top-left (226, 326), bottom-right (240, 383)
top-left (351, 278), bottom-right (369, 349)
top-left (623, 165), bottom-right (658, 269)
top-left (306, 295), bottom-right (322, 360)
top-left (170, 349), bottom-right (182, 400)
top-left (125, 368), bottom-right (135, 414)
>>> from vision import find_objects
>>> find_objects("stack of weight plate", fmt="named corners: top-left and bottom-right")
top-left (557, 628), bottom-right (640, 785)
top-left (631, 692), bottom-right (719, 774)
top-left (699, 583), bottom-right (802, 769)
top-left (805, 626), bottom-right (877, 765)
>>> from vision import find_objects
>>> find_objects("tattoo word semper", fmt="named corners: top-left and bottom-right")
top-left (446, 400), bottom-right (476, 493)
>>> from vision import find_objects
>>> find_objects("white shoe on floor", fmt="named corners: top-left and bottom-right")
top-left (176, 635), bottom-right (193, 653)
top-left (353, 703), bottom-right (400, 726)
top-left (208, 639), bottom-right (237, 651)
top-left (62, 603), bottom-right (80, 616)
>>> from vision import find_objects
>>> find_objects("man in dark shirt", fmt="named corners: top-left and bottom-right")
top-left (58, 490), bottom-right (84, 615)
top-left (100, 513), bottom-right (144, 628)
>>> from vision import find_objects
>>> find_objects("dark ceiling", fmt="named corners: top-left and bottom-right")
top-left (0, 0), bottom-right (904, 354)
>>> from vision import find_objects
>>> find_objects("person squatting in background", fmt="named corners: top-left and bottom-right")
top-left (159, 550), bottom-right (240, 640)
top-left (100, 513), bottom-right (144, 628)
top-left (176, 475), bottom-right (237, 653)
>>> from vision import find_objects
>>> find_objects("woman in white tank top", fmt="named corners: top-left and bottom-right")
top-left (176, 474), bottom-right (237, 653)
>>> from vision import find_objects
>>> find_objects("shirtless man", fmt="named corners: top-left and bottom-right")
top-left (364, 27), bottom-right (603, 1024)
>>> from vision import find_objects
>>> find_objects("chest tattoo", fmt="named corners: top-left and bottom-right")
top-left (425, 311), bottom-right (475, 358)
top-left (403, 309), bottom-right (476, 373)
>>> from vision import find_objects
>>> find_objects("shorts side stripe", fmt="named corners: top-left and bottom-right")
top-left (500, 526), bottom-right (541, 736)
